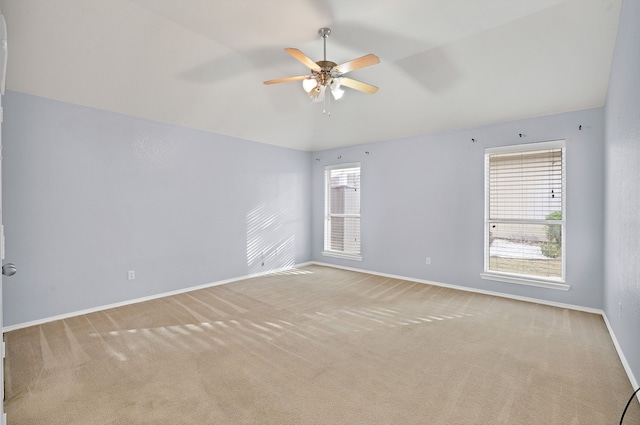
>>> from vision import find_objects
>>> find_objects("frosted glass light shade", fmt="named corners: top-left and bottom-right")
top-left (302, 78), bottom-right (318, 93)
top-left (331, 87), bottom-right (344, 100)
top-left (309, 84), bottom-right (326, 103)
top-left (329, 78), bottom-right (343, 100)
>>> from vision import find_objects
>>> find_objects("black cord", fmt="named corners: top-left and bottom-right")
top-left (620, 387), bottom-right (640, 424)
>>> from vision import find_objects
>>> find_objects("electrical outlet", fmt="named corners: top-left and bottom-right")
top-left (426, 257), bottom-right (431, 265)
top-left (128, 270), bottom-right (135, 280)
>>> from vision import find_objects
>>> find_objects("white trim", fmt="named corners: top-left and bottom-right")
top-left (602, 313), bottom-right (639, 398)
top-left (2, 262), bottom-right (313, 333)
top-left (484, 139), bottom-right (567, 284)
top-left (479, 272), bottom-right (570, 291)
top-left (324, 162), bottom-right (361, 171)
top-left (485, 139), bottom-right (566, 155)
top-left (322, 251), bottom-right (362, 261)
top-left (312, 261), bottom-right (597, 314)
top-left (324, 162), bottom-right (361, 257)
top-left (4, 260), bottom-right (636, 401)
top-left (313, 261), bottom-right (640, 396)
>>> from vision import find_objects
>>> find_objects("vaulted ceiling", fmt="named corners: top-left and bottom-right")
top-left (0, 0), bottom-right (621, 151)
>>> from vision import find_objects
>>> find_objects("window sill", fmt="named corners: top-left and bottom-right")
top-left (480, 272), bottom-right (569, 291)
top-left (322, 251), bottom-right (362, 262)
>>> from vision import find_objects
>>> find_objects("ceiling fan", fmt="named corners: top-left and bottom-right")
top-left (264, 28), bottom-right (380, 103)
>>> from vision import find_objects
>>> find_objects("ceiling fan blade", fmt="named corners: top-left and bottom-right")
top-left (285, 48), bottom-right (321, 72)
top-left (263, 75), bottom-right (308, 85)
top-left (340, 77), bottom-right (379, 94)
top-left (333, 54), bottom-right (380, 74)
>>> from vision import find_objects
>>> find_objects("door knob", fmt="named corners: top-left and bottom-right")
top-left (2, 263), bottom-right (16, 276)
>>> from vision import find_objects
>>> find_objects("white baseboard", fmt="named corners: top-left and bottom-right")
top-left (311, 261), bottom-right (603, 314)
top-left (312, 261), bottom-right (639, 397)
top-left (3, 259), bottom-right (637, 400)
top-left (602, 313), bottom-right (639, 397)
top-left (2, 262), bottom-right (314, 333)
top-left (313, 262), bottom-right (640, 396)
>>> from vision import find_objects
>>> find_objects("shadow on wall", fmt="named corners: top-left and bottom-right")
top-left (245, 174), bottom-right (302, 274)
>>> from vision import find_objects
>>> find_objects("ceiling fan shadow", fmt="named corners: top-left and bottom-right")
top-left (131, 0), bottom-right (336, 86)
top-left (326, 22), bottom-right (430, 62)
top-left (395, 47), bottom-right (460, 93)
top-left (321, 22), bottom-right (461, 93)
top-left (178, 48), bottom-right (290, 84)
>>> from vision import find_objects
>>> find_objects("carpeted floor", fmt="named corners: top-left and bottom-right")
top-left (4, 265), bottom-right (639, 424)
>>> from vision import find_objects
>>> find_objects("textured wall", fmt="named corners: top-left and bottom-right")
top-left (2, 92), bottom-right (311, 327)
top-left (311, 108), bottom-right (605, 309)
top-left (604, 0), bottom-right (640, 386)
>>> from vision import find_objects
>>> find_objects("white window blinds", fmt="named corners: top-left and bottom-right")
top-left (324, 164), bottom-right (361, 258)
top-left (485, 142), bottom-right (565, 282)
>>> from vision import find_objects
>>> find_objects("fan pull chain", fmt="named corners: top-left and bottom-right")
top-left (323, 89), bottom-right (327, 115)
top-left (323, 88), bottom-right (331, 116)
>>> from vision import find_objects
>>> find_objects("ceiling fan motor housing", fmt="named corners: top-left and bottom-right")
top-left (313, 60), bottom-right (338, 85)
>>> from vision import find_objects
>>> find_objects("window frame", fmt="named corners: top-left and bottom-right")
top-left (322, 162), bottom-right (362, 261)
top-left (480, 140), bottom-right (568, 290)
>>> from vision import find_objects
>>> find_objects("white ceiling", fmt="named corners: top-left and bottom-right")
top-left (0, 0), bottom-right (622, 151)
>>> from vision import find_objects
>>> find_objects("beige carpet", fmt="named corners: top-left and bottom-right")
top-left (4, 265), bottom-right (639, 424)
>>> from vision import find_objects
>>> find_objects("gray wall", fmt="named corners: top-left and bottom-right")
top-left (311, 108), bottom-right (605, 309)
top-left (2, 91), bottom-right (311, 327)
top-left (604, 0), bottom-right (640, 385)
top-left (1, 95), bottom-right (609, 327)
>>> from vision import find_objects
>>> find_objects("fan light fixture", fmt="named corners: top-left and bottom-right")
top-left (303, 76), bottom-right (343, 100)
top-left (264, 27), bottom-right (380, 112)
top-left (303, 28), bottom-right (346, 103)
top-left (302, 78), bottom-right (318, 93)
top-left (309, 84), bottom-right (325, 103)
top-left (329, 78), bottom-right (344, 100)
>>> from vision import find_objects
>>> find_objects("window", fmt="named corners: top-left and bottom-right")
top-left (323, 163), bottom-right (361, 261)
top-left (481, 141), bottom-right (567, 290)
